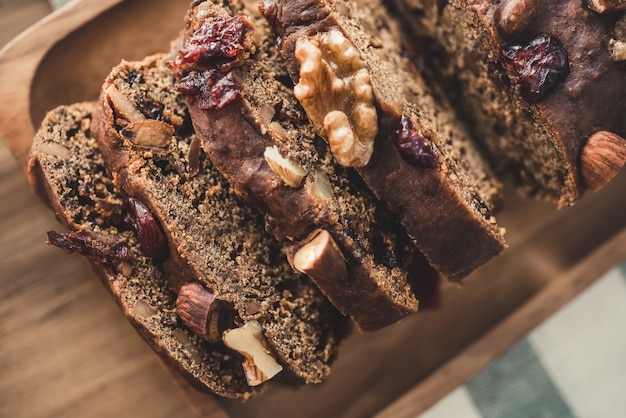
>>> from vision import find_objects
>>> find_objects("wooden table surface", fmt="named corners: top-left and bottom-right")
top-left (0, 1), bottom-right (200, 416)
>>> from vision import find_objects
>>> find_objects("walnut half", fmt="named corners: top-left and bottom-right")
top-left (293, 29), bottom-right (378, 168)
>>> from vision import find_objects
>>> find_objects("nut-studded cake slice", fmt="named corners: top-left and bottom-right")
top-left (386, 0), bottom-right (626, 204)
top-left (168, 0), bottom-right (437, 331)
top-left (260, 0), bottom-right (507, 280)
top-left (91, 53), bottom-right (342, 387)
top-left (27, 103), bottom-right (259, 400)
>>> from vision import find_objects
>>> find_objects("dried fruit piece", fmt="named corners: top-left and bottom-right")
top-left (176, 69), bottom-right (241, 110)
top-left (127, 197), bottom-right (168, 261)
top-left (47, 230), bottom-right (130, 265)
top-left (502, 34), bottom-right (569, 103)
top-left (223, 321), bottom-right (283, 386)
top-left (394, 115), bottom-right (439, 168)
top-left (171, 15), bottom-right (254, 68)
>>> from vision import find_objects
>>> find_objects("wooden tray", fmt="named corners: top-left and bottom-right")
top-left (1, 1), bottom-right (625, 417)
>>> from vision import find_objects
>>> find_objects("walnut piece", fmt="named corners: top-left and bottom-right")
top-left (263, 146), bottom-right (307, 188)
top-left (579, 130), bottom-right (626, 191)
top-left (306, 171), bottom-right (334, 202)
top-left (609, 14), bottom-right (626, 61)
top-left (494, 0), bottom-right (540, 40)
top-left (293, 29), bottom-right (378, 167)
top-left (222, 321), bottom-right (283, 386)
top-left (585, 0), bottom-right (626, 13)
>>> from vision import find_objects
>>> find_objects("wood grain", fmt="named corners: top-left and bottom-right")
top-left (0, 1), bottom-right (197, 417)
top-left (1, 1), bottom-right (625, 418)
top-left (376, 228), bottom-right (626, 418)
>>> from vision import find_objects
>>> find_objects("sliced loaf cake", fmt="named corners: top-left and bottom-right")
top-left (168, 0), bottom-right (435, 331)
top-left (27, 103), bottom-right (260, 400)
top-left (386, 0), bottom-right (626, 205)
top-left (92, 53), bottom-right (342, 385)
top-left (260, 0), bottom-right (507, 280)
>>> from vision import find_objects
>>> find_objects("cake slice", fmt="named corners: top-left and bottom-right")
top-left (92, 52), bottom-right (343, 385)
top-left (27, 103), bottom-right (260, 400)
top-left (168, 0), bottom-right (434, 331)
top-left (259, 0), bottom-right (507, 280)
top-left (386, 0), bottom-right (626, 205)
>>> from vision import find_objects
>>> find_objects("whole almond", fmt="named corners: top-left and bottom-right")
top-left (579, 130), bottom-right (626, 191)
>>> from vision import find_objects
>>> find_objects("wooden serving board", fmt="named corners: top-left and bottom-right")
top-left (1, 1), bottom-right (625, 417)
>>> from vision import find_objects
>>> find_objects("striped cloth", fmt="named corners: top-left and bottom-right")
top-left (420, 260), bottom-right (626, 418)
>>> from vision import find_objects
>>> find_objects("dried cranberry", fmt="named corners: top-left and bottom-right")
top-left (502, 34), bottom-right (569, 103)
top-left (173, 15), bottom-right (253, 68)
top-left (394, 115), bottom-right (439, 169)
top-left (176, 69), bottom-right (240, 110)
top-left (47, 230), bottom-right (130, 264)
top-left (127, 197), bottom-right (168, 261)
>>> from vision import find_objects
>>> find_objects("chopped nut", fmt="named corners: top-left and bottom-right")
top-left (36, 142), bottom-right (70, 159)
top-left (172, 328), bottom-right (202, 363)
top-left (119, 260), bottom-right (133, 278)
top-left (258, 104), bottom-right (276, 125)
top-left (293, 30), bottom-right (378, 167)
top-left (222, 320), bottom-right (283, 386)
top-left (494, 0), bottom-right (540, 40)
top-left (585, 0), bottom-right (626, 13)
top-left (176, 283), bottom-right (223, 342)
top-left (187, 136), bottom-right (202, 178)
top-left (132, 298), bottom-right (158, 319)
top-left (335, 0), bottom-right (351, 17)
top-left (609, 15), bottom-right (626, 61)
top-left (120, 119), bottom-right (174, 148)
top-left (268, 121), bottom-right (289, 139)
top-left (292, 229), bottom-right (348, 284)
top-left (105, 84), bottom-right (145, 123)
top-left (580, 130), bottom-right (626, 191)
top-left (609, 39), bottom-right (626, 61)
top-left (263, 146), bottom-right (307, 188)
top-left (307, 171), bottom-right (334, 202)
